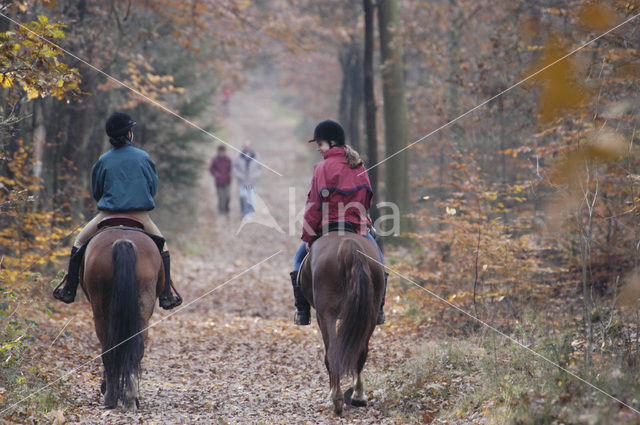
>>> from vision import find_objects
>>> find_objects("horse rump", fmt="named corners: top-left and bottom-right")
top-left (102, 240), bottom-right (144, 408)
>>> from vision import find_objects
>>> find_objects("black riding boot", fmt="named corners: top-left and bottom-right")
top-left (377, 272), bottom-right (388, 325)
top-left (159, 251), bottom-right (182, 310)
top-left (53, 246), bottom-right (82, 303)
top-left (290, 270), bottom-right (310, 325)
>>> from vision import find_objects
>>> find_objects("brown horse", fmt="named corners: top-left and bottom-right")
top-left (299, 232), bottom-right (384, 415)
top-left (81, 227), bottom-right (163, 410)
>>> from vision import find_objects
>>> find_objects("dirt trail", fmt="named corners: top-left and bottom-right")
top-left (40, 79), bottom-right (406, 424)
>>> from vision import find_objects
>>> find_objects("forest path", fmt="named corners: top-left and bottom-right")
top-left (42, 80), bottom-right (413, 424)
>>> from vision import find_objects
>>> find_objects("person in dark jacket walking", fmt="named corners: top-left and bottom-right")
top-left (209, 145), bottom-right (232, 214)
top-left (290, 120), bottom-right (387, 326)
top-left (53, 112), bottom-right (181, 310)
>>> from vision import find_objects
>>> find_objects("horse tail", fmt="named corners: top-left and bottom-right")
top-left (103, 240), bottom-right (143, 405)
top-left (330, 238), bottom-right (376, 379)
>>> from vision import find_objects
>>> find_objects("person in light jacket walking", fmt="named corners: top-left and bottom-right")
top-left (232, 142), bottom-right (262, 216)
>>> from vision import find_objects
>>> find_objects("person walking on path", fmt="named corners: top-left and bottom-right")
top-left (232, 142), bottom-right (262, 217)
top-left (209, 145), bottom-right (232, 215)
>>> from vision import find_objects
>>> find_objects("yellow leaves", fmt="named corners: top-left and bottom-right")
top-left (484, 191), bottom-right (498, 201)
top-left (0, 140), bottom-right (78, 289)
top-left (25, 85), bottom-right (40, 100)
top-left (1, 75), bottom-right (13, 88)
top-left (445, 206), bottom-right (457, 216)
top-left (577, 3), bottom-right (620, 32)
top-left (0, 18), bottom-right (80, 101)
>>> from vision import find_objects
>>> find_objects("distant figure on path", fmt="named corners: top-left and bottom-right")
top-left (209, 145), bottom-right (232, 215)
top-left (232, 142), bottom-right (262, 217)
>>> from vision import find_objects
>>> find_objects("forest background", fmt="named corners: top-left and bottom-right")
top-left (3, 0), bottom-right (640, 423)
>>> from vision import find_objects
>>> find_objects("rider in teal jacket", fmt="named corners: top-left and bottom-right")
top-left (53, 112), bottom-right (181, 310)
top-left (91, 141), bottom-right (158, 212)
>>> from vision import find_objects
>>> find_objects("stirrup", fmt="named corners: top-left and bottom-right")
top-left (52, 275), bottom-right (76, 304)
top-left (159, 293), bottom-right (182, 310)
top-left (294, 310), bottom-right (310, 326)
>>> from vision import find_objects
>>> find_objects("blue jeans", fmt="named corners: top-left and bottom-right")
top-left (238, 185), bottom-right (255, 216)
top-left (293, 232), bottom-right (384, 272)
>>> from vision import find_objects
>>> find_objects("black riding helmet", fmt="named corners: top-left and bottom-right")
top-left (105, 112), bottom-right (136, 138)
top-left (307, 120), bottom-right (345, 146)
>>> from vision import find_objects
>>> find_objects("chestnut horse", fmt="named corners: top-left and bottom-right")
top-left (299, 232), bottom-right (384, 415)
top-left (81, 227), bottom-right (163, 410)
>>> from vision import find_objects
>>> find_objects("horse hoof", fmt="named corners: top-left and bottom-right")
top-left (100, 380), bottom-right (106, 395)
top-left (350, 398), bottom-right (367, 407)
top-left (344, 387), bottom-right (353, 404)
top-left (135, 398), bottom-right (140, 409)
top-left (344, 387), bottom-right (366, 407)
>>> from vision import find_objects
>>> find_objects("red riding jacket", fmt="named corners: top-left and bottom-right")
top-left (302, 147), bottom-right (373, 243)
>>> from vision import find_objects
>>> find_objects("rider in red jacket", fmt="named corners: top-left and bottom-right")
top-left (291, 120), bottom-right (386, 326)
top-left (301, 146), bottom-right (373, 243)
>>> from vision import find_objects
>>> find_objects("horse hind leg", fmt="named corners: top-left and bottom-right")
top-left (122, 373), bottom-right (139, 411)
top-left (347, 348), bottom-right (368, 407)
top-left (103, 370), bottom-right (117, 409)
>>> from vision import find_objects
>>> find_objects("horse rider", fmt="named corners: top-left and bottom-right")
top-left (53, 112), bottom-right (182, 310)
top-left (290, 119), bottom-right (387, 326)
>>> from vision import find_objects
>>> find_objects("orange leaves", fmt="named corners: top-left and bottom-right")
top-left (577, 3), bottom-right (621, 32)
top-left (524, 33), bottom-right (589, 123)
top-left (118, 58), bottom-right (184, 109)
top-left (552, 129), bottom-right (627, 184)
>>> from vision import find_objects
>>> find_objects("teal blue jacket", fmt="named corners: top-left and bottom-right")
top-left (91, 141), bottom-right (158, 212)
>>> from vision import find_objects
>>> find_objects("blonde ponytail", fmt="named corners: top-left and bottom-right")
top-left (343, 145), bottom-right (364, 169)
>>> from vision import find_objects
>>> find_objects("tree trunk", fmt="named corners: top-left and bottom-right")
top-left (377, 0), bottom-right (411, 234)
top-left (338, 41), bottom-right (363, 152)
top-left (363, 0), bottom-right (379, 221)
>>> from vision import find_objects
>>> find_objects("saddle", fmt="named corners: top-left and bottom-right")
top-left (97, 214), bottom-right (145, 230)
top-left (72, 218), bottom-right (166, 271)
top-left (322, 221), bottom-right (358, 235)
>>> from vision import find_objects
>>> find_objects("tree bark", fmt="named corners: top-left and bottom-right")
top-left (377, 0), bottom-right (411, 234)
top-left (363, 0), bottom-right (379, 220)
top-left (338, 41), bottom-right (363, 152)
